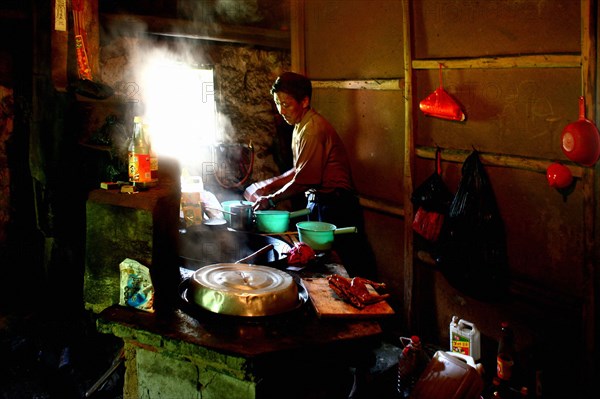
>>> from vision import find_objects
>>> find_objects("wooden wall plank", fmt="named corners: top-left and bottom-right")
top-left (290, 0), bottom-right (305, 73)
top-left (412, 55), bottom-right (581, 70)
top-left (402, 0), bottom-right (415, 331)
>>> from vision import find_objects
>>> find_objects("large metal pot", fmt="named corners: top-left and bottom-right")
top-left (296, 221), bottom-right (357, 251)
top-left (187, 263), bottom-right (301, 316)
top-left (254, 208), bottom-right (310, 233)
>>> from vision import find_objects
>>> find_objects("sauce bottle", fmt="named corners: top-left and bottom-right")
top-left (497, 321), bottom-right (516, 382)
top-left (144, 122), bottom-right (159, 184)
top-left (128, 116), bottom-right (151, 186)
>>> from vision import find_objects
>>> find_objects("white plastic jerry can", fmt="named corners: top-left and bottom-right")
top-left (449, 316), bottom-right (481, 361)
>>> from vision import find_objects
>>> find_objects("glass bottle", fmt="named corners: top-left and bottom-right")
top-left (483, 376), bottom-right (506, 399)
top-left (497, 321), bottom-right (516, 382)
top-left (144, 122), bottom-right (159, 184)
top-left (397, 335), bottom-right (430, 398)
top-left (128, 116), bottom-right (151, 186)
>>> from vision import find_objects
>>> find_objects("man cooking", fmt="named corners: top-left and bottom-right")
top-left (244, 72), bottom-right (375, 279)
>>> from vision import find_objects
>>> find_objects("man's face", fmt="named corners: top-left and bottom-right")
top-left (273, 91), bottom-right (308, 125)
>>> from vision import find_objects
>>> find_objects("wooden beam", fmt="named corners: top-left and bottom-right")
top-left (580, 0), bottom-right (597, 389)
top-left (290, 0), bottom-right (305, 73)
top-left (402, 0), bottom-right (416, 332)
top-left (312, 79), bottom-right (402, 91)
top-left (412, 54), bottom-right (581, 70)
top-left (100, 13), bottom-right (290, 49)
top-left (415, 146), bottom-right (586, 178)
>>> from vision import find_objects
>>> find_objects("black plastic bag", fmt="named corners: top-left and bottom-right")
top-left (436, 151), bottom-right (509, 301)
top-left (411, 148), bottom-right (453, 242)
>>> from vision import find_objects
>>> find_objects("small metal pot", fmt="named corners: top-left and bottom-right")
top-left (221, 200), bottom-right (253, 224)
top-left (229, 203), bottom-right (253, 231)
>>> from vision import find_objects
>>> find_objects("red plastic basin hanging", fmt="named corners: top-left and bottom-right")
top-left (419, 64), bottom-right (466, 122)
top-left (560, 96), bottom-right (600, 167)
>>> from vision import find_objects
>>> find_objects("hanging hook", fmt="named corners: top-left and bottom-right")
top-left (435, 146), bottom-right (443, 175)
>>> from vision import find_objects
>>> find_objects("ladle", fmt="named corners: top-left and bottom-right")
top-left (560, 96), bottom-right (600, 166)
top-left (234, 244), bottom-right (275, 264)
top-left (204, 207), bottom-right (236, 215)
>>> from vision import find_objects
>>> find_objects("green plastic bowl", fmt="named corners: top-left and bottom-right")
top-left (255, 211), bottom-right (290, 233)
top-left (296, 221), bottom-right (357, 251)
top-left (255, 209), bottom-right (310, 233)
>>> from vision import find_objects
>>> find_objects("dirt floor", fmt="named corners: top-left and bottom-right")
top-left (0, 303), bottom-right (124, 399)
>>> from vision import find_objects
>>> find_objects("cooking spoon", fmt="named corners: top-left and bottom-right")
top-left (204, 207), bottom-right (237, 215)
top-left (234, 244), bottom-right (275, 264)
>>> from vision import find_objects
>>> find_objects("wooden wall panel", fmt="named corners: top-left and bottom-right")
top-left (412, 0), bottom-right (581, 59)
top-left (304, 0), bottom-right (404, 79)
top-left (364, 209), bottom-right (405, 300)
top-left (312, 88), bottom-right (405, 202)
top-left (405, 0), bottom-right (595, 394)
top-left (414, 157), bottom-right (585, 296)
top-left (431, 268), bottom-right (587, 396)
top-left (491, 167), bottom-right (584, 293)
top-left (413, 68), bottom-right (581, 160)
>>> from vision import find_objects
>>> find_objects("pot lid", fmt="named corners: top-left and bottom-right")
top-left (194, 263), bottom-right (291, 292)
top-left (189, 264), bottom-right (300, 316)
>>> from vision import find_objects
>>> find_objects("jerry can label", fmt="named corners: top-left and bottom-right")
top-left (451, 332), bottom-right (471, 356)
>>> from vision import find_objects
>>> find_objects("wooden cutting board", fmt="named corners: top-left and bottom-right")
top-left (301, 277), bottom-right (395, 318)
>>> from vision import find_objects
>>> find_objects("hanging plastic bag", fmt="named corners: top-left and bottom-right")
top-left (436, 151), bottom-right (509, 301)
top-left (411, 148), bottom-right (453, 242)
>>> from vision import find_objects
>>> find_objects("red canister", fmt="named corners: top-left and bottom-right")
top-left (546, 162), bottom-right (573, 189)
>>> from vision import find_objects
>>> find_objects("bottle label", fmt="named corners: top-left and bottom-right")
top-left (150, 155), bottom-right (159, 180)
top-left (497, 353), bottom-right (514, 380)
top-left (129, 153), bottom-right (151, 183)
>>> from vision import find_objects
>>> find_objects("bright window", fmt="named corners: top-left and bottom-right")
top-left (140, 60), bottom-right (218, 172)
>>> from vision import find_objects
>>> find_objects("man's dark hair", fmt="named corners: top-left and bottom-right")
top-left (270, 72), bottom-right (312, 103)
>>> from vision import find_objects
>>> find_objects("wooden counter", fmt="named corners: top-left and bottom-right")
top-left (98, 298), bottom-right (382, 358)
top-left (96, 262), bottom-right (385, 399)
top-left (97, 290), bottom-right (383, 398)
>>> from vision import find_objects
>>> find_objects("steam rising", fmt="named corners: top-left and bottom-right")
top-left (132, 46), bottom-right (219, 173)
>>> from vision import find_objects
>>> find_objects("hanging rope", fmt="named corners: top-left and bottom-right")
top-left (213, 142), bottom-right (255, 189)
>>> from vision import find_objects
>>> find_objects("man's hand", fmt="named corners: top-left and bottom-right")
top-left (243, 182), bottom-right (262, 202)
top-left (253, 196), bottom-right (273, 211)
